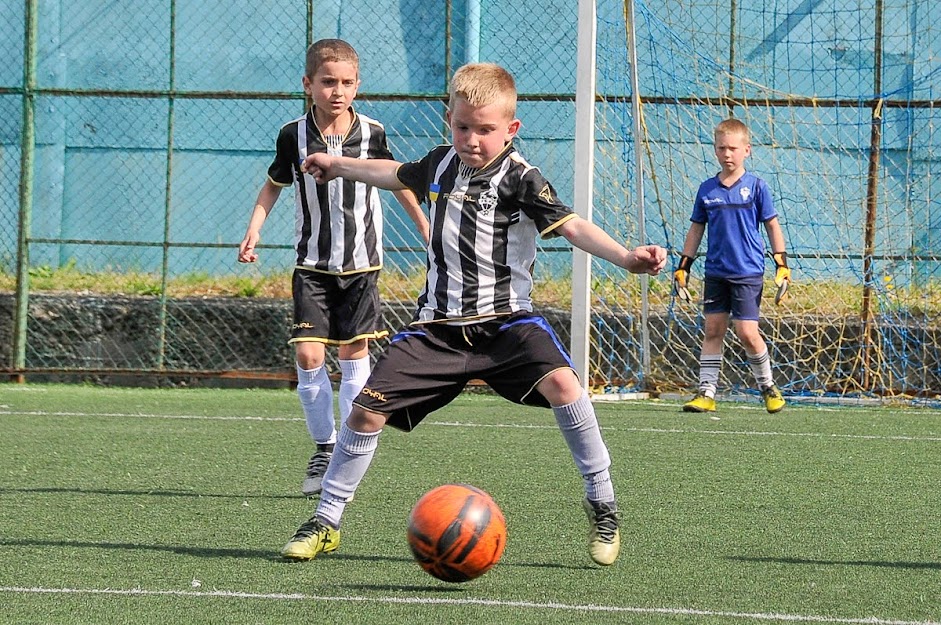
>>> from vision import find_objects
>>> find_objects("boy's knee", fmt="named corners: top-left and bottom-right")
top-left (295, 345), bottom-right (326, 370)
top-left (346, 405), bottom-right (386, 433)
top-left (538, 368), bottom-right (583, 406)
top-left (734, 325), bottom-right (764, 349)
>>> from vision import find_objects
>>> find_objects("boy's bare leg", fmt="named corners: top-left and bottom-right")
top-left (684, 312), bottom-right (728, 412)
top-left (735, 319), bottom-right (785, 412)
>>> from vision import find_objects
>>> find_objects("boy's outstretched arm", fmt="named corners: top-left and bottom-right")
top-left (556, 216), bottom-right (667, 275)
top-left (301, 153), bottom-right (406, 190)
top-left (393, 189), bottom-right (430, 245)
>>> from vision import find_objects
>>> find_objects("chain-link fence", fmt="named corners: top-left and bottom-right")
top-left (0, 0), bottom-right (583, 383)
top-left (3, 0), bottom-right (941, 398)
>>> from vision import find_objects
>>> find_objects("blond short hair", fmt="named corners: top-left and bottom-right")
top-left (305, 39), bottom-right (359, 78)
top-left (449, 63), bottom-right (517, 118)
top-left (715, 118), bottom-right (750, 142)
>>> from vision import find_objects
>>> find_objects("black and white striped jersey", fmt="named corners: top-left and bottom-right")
top-left (397, 143), bottom-right (576, 325)
top-left (267, 107), bottom-right (392, 275)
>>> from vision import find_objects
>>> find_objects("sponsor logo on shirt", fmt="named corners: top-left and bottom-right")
top-left (703, 197), bottom-right (724, 205)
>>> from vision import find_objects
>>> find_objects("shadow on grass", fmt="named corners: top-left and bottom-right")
top-left (0, 487), bottom-right (296, 500)
top-left (729, 555), bottom-right (941, 569)
top-left (0, 538), bottom-right (426, 565)
top-left (0, 538), bottom-right (282, 560)
top-left (1, 537), bottom-right (597, 573)
top-left (278, 552), bottom-right (594, 572)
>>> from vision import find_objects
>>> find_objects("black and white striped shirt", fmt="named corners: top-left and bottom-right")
top-left (397, 143), bottom-right (576, 325)
top-left (268, 107), bottom-right (392, 274)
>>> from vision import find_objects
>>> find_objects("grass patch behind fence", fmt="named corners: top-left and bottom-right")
top-left (2, 384), bottom-right (941, 624)
top-left (5, 265), bottom-right (941, 317)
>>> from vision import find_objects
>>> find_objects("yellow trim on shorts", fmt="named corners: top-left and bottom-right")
top-left (267, 175), bottom-right (293, 188)
top-left (288, 330), bottom-right (389, 346)
top-left (520, 365), bottom-right (579, 405)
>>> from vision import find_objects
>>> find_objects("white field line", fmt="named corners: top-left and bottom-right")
top-left (0, 586), bottom-right (937, 625)
top-left (2, 409), bottom-right (941, 443)
top-left (432, 422), bottom-right (941, 442)
top-left (0, 410), bottom-right (301, 422)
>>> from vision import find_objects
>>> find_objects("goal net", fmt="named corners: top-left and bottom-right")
top-left (585, 0), bottom-right (941, 400)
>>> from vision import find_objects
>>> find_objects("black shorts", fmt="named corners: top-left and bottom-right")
top-left (289, 268), bottom-right (388, 345)
top-left (354, 312), bottom-right (576, 431)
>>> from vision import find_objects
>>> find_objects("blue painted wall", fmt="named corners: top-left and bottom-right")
top-left (1, 0), bottom-right (939, 284)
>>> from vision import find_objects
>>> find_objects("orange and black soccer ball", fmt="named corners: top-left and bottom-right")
top-left (406, 483), bottom-right (507, 583)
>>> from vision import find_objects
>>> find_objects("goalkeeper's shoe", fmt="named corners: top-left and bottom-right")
top-left (301, 445), bottom-right (334, 496)
top-left (682, 393), bottom-right (716, 413)
top-left (281, 517), bottom-right (340, 561)
top-left (761, 385), bottom-right (786, 414)
top-left (583, 498), bottom-right (620, 566)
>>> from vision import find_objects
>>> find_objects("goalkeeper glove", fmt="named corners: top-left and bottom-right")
top-left (772, 252), bottom-right (791, 305)
top-left (673, 254), bottom-right (695, 304)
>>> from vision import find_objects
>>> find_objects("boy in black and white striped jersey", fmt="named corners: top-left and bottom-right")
top-left (238, 39), bottom-right (429, 498)
top-left (280, 62), bottom-right (666, 566)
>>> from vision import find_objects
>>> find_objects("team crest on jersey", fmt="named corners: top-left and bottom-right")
top-left (538, 184), bottom-right (554, 204)
top-left (429, 183), bottom-right (440, 202)
top-left (740, 186), bottom-right (751, 202)
top-left (476, 188), bottom-right (498, 215)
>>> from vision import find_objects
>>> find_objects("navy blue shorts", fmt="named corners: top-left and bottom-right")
top-left (702, 275), bottom-right (764, 321)
top-left (353, 313), bottom-right (575, 431)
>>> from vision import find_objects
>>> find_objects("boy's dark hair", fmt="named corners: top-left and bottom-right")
top-left (305, 39), bottom-right (359, 78)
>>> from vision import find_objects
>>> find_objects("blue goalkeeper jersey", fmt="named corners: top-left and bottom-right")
top-left (690, 171), bottom-right (776, 278)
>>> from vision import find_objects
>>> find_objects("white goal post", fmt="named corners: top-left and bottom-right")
top-left (572, 0), bottom-right (651, 398)
top-left (570, 0), bottom-right (596, 391)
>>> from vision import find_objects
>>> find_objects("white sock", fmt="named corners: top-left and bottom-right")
top-left (698, 353), bottom-right (722, 398)
top-left (585, 470), bottom-right (615, 504)
top-left (338, 356), bottom-right (371, 422)
top-left (316, 423), bottom-right (381, 528)
top-left (553, 391), bottom-right (615, 503)
top-left (296, 363), bottom-right (336, 445)
top-left (747, 348), bottom-right (774, 388)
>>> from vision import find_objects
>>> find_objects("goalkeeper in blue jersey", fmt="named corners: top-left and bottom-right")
top-left (673, 118), bottom-right (789, 414)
